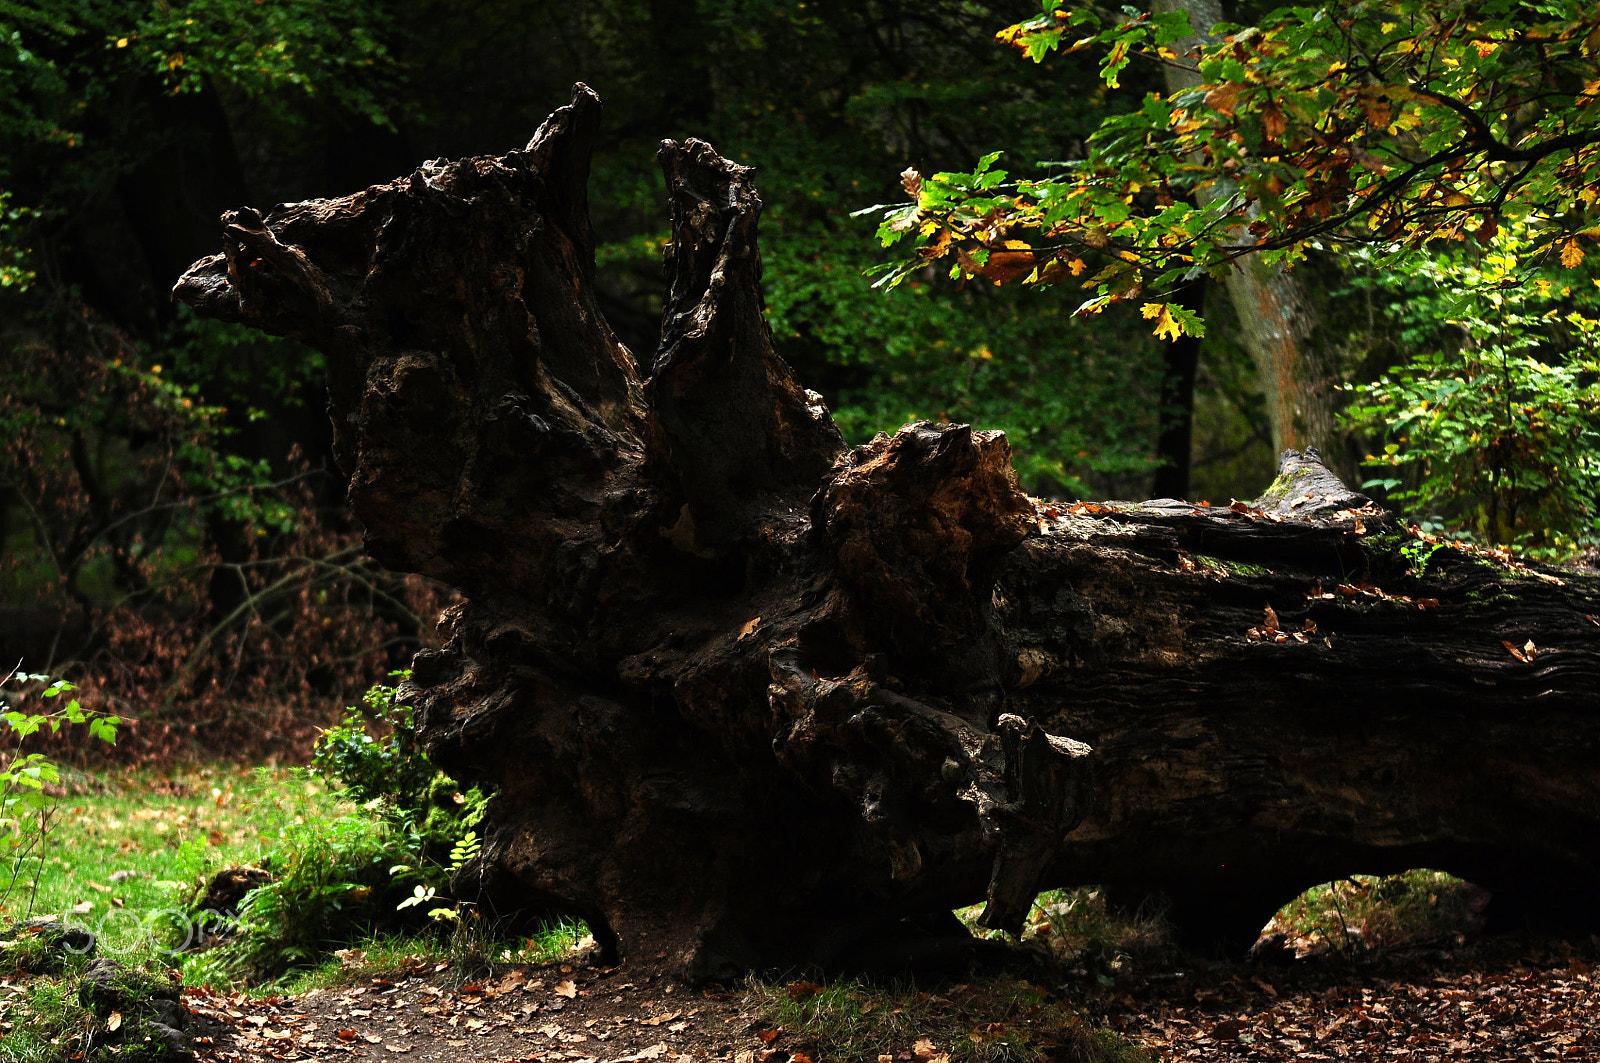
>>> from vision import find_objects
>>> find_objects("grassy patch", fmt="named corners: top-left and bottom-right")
top-left (747, 976), bottom-right (1150, 1063)
top-left (2, 765), bottom-right (339, 926)
top-left (1263, 870), bottom-right (1490, 957)
top-left (1, 766), bottom-right (592, 992)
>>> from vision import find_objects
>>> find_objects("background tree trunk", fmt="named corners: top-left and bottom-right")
top-left (1153, 0), bottom-right (1344, 458)
top-left (176, 86), bottom-right (1600, 980)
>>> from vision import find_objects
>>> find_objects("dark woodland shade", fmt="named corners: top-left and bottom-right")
top-left (177, 85), bottom-right (1600, 979)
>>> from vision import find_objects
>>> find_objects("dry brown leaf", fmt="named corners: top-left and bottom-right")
top-left (107, 1011), bottom-right (122, 1032)
top-left (334, 948), bottom-right (367, 970)
top-left (641, 1011), bottom-right (681, 1027)
top-left (554, 979), bottom-right (578, 999)
top-left (737, 617), bottom-right (761, 641)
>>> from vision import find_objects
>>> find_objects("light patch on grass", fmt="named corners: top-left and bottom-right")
top-left (1263, 870), bottom-right (1490, 957)
top-left (957, 887), bottom-right (1171, 979)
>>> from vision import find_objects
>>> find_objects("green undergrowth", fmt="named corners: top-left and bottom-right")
top-left (748, 976), bottom-right (1151, 1063)
top-left (0, 760), bottom-right (593, 995)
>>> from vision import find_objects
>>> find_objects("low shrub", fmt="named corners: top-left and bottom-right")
top-left (183, 674), bottom-right (491, 984)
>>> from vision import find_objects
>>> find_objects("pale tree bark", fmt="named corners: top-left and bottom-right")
top-left (1152, 0), bottom-right (1343, 458)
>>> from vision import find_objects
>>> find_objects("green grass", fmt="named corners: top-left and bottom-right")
top-left (1, 766), bottom-right (339, 945)
top-left (747, 976), bottom-right (1150, 1063)
top-left (0, 957), bottom-right (92, 1063)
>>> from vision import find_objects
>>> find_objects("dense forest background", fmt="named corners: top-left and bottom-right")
top-left (2, 0), bottom-right (1596, 762)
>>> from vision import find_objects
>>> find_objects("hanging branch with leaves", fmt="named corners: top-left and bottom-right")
top-left (864, 0), bottom-right (1600, 338)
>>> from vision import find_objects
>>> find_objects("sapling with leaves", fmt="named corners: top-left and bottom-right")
top-left (1341, 222), bottom-right (1600, 553)
top-left (0, 665), bottom-right (119, 914)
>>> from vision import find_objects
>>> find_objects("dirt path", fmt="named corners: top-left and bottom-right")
top-left (184, 936), bottom-right (1600, 1063)
top-left (186, 958), bottom-right (761, 1063)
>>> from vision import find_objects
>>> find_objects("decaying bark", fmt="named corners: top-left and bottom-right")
top-left (176, 85), bottom-right (1600, 980)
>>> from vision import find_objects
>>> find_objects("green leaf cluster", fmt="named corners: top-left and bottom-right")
top-left (1342, 222), bottom-right (1600, 553)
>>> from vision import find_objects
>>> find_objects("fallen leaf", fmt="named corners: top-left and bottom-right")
top-left (554, 980), bottom-right (578, 999)
top-left (107, 1011), bottom-right (122, 1032)
top-left (757, 1029), bottom-right (782, 1044)
top-left (737, 617), bottom-right (762, 641)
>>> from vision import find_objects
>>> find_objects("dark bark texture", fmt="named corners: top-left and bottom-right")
top-left (176, 86), bottom-right (1600, 980)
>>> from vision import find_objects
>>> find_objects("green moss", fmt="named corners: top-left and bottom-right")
top-left (1194, 555), bottom-right (1271, 577)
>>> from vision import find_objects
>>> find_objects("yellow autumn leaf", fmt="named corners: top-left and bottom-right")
top-left (1562, 238), bottom-right (1586, 269)
top-left (116, 37), bottom-right (129, 48)
top-left (1142, 303), bottom-right (1183, 341)
top-left (1068, 258), bottom-right (1086, 276)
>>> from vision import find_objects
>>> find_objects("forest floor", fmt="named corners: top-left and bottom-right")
top-left (181, 932), bottom-right (1599, 1063)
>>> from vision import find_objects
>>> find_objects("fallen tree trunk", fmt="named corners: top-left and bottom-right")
top-left (176, 85), bottom-right (1600, 980)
